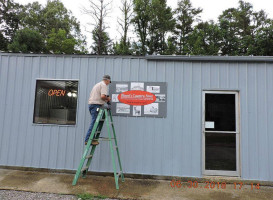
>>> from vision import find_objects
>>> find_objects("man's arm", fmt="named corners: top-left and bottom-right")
top-left (101, 94), bottom-right (110, 102)
top-left (100, 83), bottom-right (111, 102)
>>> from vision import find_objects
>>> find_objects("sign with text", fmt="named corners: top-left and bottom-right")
top-left (118, 90), bottom-right (156, 105)
top-left (109, 81), bottom-right (167, 118)
top-left (48, 89), bottom-right (66, 97)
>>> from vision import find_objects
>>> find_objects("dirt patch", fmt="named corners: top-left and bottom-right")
top-left (1, 169), bottom-right (273, 200)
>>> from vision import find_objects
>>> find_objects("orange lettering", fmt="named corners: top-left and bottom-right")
top-left (48, 89), bottom-right (66, 97)
top-left (48, 89), bottom-right (53, 96)
top-left (60, 90), bottom-right (66, 96)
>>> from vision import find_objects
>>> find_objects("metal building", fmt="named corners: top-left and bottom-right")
top-left (0, 53), bottom-right (272, 182)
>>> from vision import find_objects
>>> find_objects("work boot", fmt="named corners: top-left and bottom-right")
top-left (85, 140), bottom-right (99, 146)
top-left (91, 140), bottom-right (99, 145)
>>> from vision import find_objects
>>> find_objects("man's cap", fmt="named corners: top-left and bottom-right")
top-left (103, 75), bottom-right (111, 83)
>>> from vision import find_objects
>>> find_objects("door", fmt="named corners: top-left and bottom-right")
top-left (202, 91), bottom-right (240, 176)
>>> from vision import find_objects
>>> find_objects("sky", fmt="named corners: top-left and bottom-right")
top-left (15, 0), bottom-right (273, 50)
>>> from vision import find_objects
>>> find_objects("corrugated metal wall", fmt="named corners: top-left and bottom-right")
top-left (0, 53), bottom-right (273, 182)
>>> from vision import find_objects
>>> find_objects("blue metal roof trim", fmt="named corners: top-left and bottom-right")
top-left (1, 53), bottom-right (273, 62)
top-left (0, 52), bottom-right (143, 59)
top-left (145, 55), bottom-right (273, 62)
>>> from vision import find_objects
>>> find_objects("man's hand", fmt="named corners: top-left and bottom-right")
top-left (101, 94), bottom-right (111, 102)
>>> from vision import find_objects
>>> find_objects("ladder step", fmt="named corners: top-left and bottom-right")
top-left (95, 131), bottom-right (101, 134)
top-left (99, 137), bottom-right (115, 140)
top-left (100, 119), bottom-right (105, 121)
top-left (81, 167), bottom-right (88, 172)
top-left (85, 155), bottom-right (93, 159)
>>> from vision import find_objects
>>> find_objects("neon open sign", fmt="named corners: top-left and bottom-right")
top-left (48, 89), bottom-right (66, 97)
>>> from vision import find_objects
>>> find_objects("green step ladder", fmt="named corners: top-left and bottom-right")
top-left (72, 106), bottom-right (125, 189)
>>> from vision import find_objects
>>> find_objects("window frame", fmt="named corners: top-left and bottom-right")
top-left (32, 78), bottom-right (80, 126)
top-left (202, 90), bottom-right (241, 177)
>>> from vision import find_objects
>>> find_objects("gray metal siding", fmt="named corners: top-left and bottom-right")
top-left (0, 54), bottom-right (273, 182)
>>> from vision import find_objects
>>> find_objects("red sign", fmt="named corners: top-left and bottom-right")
top-left (118, 90), bottom-right (156, 106)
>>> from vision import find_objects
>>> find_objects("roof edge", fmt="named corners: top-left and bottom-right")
top-left (1, 53), bottom-right (273, 62)
top-left (145, 55), bottom-right (273, 62)
top-left (0, 52), bottom-right (144, 59)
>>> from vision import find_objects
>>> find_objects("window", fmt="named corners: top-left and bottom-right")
top-left (205, 94), bottom-right (236, 132)
top-left (33, 80), bottom-right (78, 125)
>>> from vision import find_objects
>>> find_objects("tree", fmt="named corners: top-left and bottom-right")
top-left (7, 28), bottom-right (44, 53)
top-left (82, 0), bottom-right (112, 54)
top-left (188, 21), bottom-right (222, 55)
top-left (20, 0), bottom-right (87, 53)
top-left (249, 19), bottom-right (273, 56)
top-left (0, 0), bottom-right (87, 53)
top-left (114, 0), bottom-right (133, 55)
top-left (174, 0), bottom-right (202, 55)
top-left (0, 32), bottom-right (8, 51)
top-left (112, 40), bottom-right (132, 55)
top-left (218, 0), bottom-right (269, 55)
top-left (21, 0), bottom-right (81, 38)
top-left (164, 36), bottom-right (177, 55)
top-left (0, 0), bottom-right (23, 44)
top-left (218, 8), bottom-right (240, 55)
top-left (19, 2), bottom-right (43, 33)
top-left (147, 0), bottom-right (175, 55)
top-left (131, 0), bottom-right (150, 55)
top-left (46, 29), bottom-right (78, 54)
top-left (91, 25), bottom-right (112, 54)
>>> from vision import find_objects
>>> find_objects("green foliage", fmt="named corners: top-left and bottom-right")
top-left (218, 0), bottom-right (270, 55)
top-left (0, 0), bottom-right (23, 42)
top-left (0, 32), bottom-right (8, 51)
top-left (164, 36), bottom-right (177, 55)
top-left (188, 21), bottom-right (222, 55)
top-left (1, 0), bottom-right (87, 54)
top-left (130, 0), bottom-right (273, 56)
top-left (1, 0), bottom-right (273, 56)
top-left (218, 8), bottom-right (240, 56)
top-left (7, 28), bottom-right (44, 53)
top-left (132, 0), bottom-right (175, 55)
top-left (46, 29), bottom-right (77, 54)
top-left (147, 0), bottom-right (175, 55)
top-left (249, 19), bottom-right (273, 56)
top-left (76, 193), bottom-right (107, 200)
top-left (112, 39), bottom-right (132, 55)
top-left (91, 26), bottom-right (112, 55)
top-left (174, 0), bottom-right (202, 55)
top-left (131, 0), bottom-right (151, 55)
top-left (21, 0), bottom-right (81, 38)
top-left (131, 42), bottom-right (143, 55)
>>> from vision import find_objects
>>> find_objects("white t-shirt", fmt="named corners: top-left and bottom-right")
top-left (88, 81), bottom-right (108, 105)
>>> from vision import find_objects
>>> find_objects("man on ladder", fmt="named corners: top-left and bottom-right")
top-left (73, 74), bottom-right (124, 189)
top-left (84, 75), bottom-right (111, 145)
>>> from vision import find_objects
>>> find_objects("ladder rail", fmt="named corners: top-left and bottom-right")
top-left (72, 109), bottom-right (104, 185)
top-left (109, 110), bottom-right (125, 182)
top-left (72, 107), bottom-right (124, 189)
top-left (105, 109), bottom-right (120, 189)
top-left (83, 117), bottom-right (105, 176)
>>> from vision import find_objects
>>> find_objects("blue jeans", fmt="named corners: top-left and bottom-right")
top-left (84, 104), bottom-right (102, 143)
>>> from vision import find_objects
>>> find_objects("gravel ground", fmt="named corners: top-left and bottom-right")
top-left (0, 190), bottom-right (119, 200)
top-left (0, 190), bottom-right (77, 200)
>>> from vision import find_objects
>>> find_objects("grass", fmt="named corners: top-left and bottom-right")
top-left (76, 193), bottom-right (108, 200)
